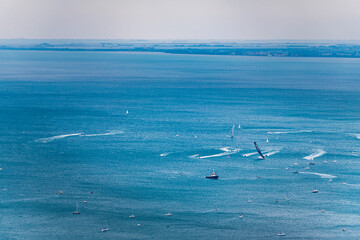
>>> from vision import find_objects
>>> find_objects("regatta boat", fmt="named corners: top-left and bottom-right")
top-left (231, 123), bottom-right (235, 138)
top-left (254, 142), bottom-right (266, 159)
top-left (72, 203), bottom-right (80, 214)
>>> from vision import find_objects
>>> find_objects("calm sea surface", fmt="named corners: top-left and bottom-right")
top-left (1, 50), bottom-right (360, 239)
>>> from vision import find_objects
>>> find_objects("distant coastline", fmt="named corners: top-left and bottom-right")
top-left (1, 40), bottom-right (360, 58)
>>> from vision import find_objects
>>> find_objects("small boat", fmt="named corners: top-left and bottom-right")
top-left (239, 215), bottom-right (244, 218)
top-left (58, 191), bottom-right (63, 194)
top-left (238, 124), bottom-right (241, 129)
top-left (309, 162), bottom-right (315, 165)
top-left (277, 233), bottom-right (286, 236)
top-left (305, 167), bottom-right (310, 170)
top-left (129, 214), bottom-right (136, 218)
top-left (312, 189), bottom-right (318, 193)
top-left (293, 170), bottom-right (299, 174)
top-left (165, 213), bottom-right (173, 216)
top-left (72, 203), bottom-right (80, 214)
top-left (266, 138), bottom-right (269, 143)
top-left (206, 170), bottom-right (218, 179)
top-left (102, 228), bottom-right (109, 232)
top-left (83, 200), bottom-right (87, 203)
top-left (125, 110), bottom-right (129, 115)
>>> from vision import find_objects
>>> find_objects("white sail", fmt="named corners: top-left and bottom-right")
top-left (231, 123), bottom-right (235, 138)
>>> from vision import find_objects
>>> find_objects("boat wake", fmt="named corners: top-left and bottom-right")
top-left (35, 133), bottom-right (82, 143)
top-left (198, 148), bottom-right (240, 159)
top-left (36, 130), bottom-right (124, 142)
top-left (303, 149), bottom-right (326, 160)
top-left (243, 152), bottom-right (258, 157)
top-left (82, 130), bottom-right (124, 137)
top-left (264, 151), bottom-right (279, 157)
top-left (299, 172), bottom-right (336, 179)
top-left (353, 134), bottom-right (360, 140)
top-left (267, 130), bottom-right (312, 134)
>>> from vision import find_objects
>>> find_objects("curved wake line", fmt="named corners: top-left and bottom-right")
top-left (267, 130), bottom-right (312, 134)
top-left (82, 131), bottom-right (124, 137)
top-left (299, 172), bottom-right (336, 179)
top-left (303, 149), bottom-right (326, 160)
top-left (35, 133), bottom-right (82, 143)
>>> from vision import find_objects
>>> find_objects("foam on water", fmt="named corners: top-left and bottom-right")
top-left (82, 130), bottom-right (124, 137)
top-left (267, 130), bottom-right (312, 134)
top-left (198, 148), bottom-right (240, 159)
top-left (299, 172), bottom-right (336, 178)
top-left (264, 151), bottom-right (279, 157)
top-left (303, 149), bottom-right (326, 160)
top-left (35, 133), bottom-right (82, 143)
top-left (243, 152), bottom-right (258, 157)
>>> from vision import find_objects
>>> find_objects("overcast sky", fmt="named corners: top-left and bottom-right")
top-left (1, 0), bottom-right (359, 40)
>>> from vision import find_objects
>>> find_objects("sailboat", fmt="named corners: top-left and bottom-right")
top-left (72, 203), bottom-right (80, 214)
top-left (254, 142), bottom-right (266, 159)
top-left (230, 123), bottom-right (235, 138)
top-left (238, 124), bottom-right (241, 129)
top-left (125, 110), bottom-right (129, 115)
top-left (129, 209), bottom-right (136, 218)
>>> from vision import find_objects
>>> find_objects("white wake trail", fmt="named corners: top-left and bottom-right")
top-left (82, 130), bottom-right (124, 137)
top-left (303, 149), bottom-right (326, 160)
top-left (299, 172), bottom-right (336, 179)
top-left (267, 130), bottom-right (312, 135)
top-left (264, 151), bottom-right (279, 157)
top-left (243, 152), bottom-right (258, 157)
top-left (36, 133), bottom-right (82, 143)
top-left (198, 148), bottom-right (240, 159)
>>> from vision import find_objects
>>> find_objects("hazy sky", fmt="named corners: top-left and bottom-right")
top-left (1, 0), bottom-right (360, 39)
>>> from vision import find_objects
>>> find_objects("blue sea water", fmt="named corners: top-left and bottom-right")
top-left (1, 50), bottom-right (360, 239)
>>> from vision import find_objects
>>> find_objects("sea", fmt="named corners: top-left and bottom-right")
top-left (0, 50), bottom-right (360, 239)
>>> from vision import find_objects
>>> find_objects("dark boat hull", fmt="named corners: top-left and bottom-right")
top-left (206, 176), bottom-right (218, 179)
